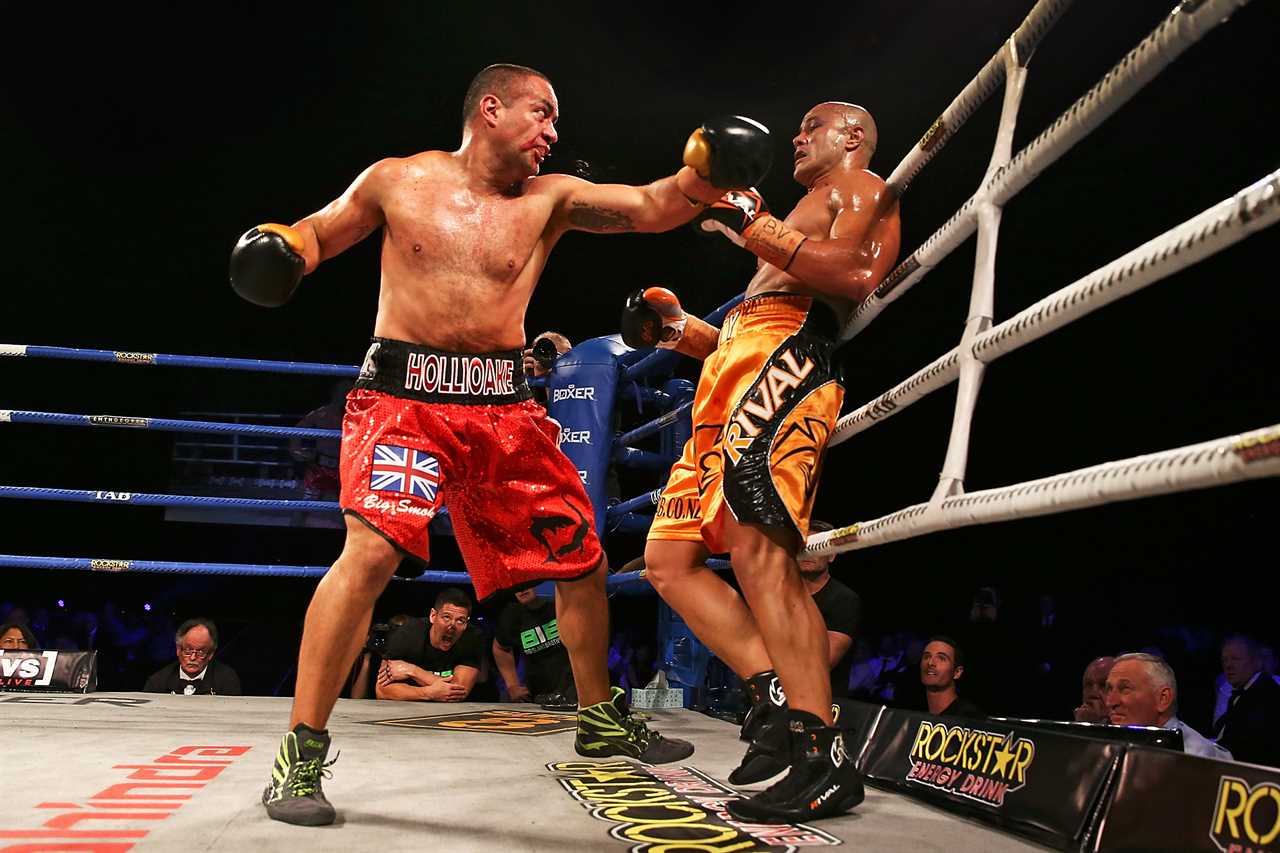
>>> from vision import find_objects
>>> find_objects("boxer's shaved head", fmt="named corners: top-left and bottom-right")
top-left (818, 102), bottom-right (877, 157)
top-left (462, 63), bottom-right (551, 127)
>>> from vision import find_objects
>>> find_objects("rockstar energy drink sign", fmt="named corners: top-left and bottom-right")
top-left (1211, 776), bottom-right (1280, 853)
top-left (855, 705), bottom-right (1120, 848)
top-left (1090, 744), bottom-right (1280, 852)
top-left (905, 719), bottom-right (1035, 807)
top-left (549, 760), bottom-right (840, 852)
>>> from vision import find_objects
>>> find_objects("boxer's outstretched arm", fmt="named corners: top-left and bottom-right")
top-left (291, 160), bottom-right (392, 274)
top-left (545, 167), bottom-right (718, 235)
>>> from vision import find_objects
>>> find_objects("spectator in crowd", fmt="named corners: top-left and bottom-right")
top-left (376, 588), bottom-right (482, 702)
top-left (143, 618), bottom-right (242, 695)
top-left (1260, 645), bottom-right (1280, 685)
top-left (1, 604), bottom-right (28, 624)
top-left (1105, 652), bottom-right (1230, 760)
top-left (1073, 656), bottom-right (1117, 723)
top-left (0, 620), bottom-right (38, 650)
top-left (846, 639), bottom-right (881, 699)
top-left (883, 635), bottom-right (927, 710)
top-left (961, 585), bottom-right (1018, 715)
top-left (869, 634), bottom-right (904, 702)
top-left (970, 586), bottom-right (1000, 624)
top-left (1214, 633), bottom-right (1280, 767)
top-left (289, 379), bottom-right (352, 503)
top-left (493, 587), bottom-right (573, 703)
top-left (799, 520), bottom-right (861, 699)
top-left (921, 636), bottom-right (983, 718)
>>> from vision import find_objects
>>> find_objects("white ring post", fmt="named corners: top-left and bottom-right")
top-left (933, 40), bottom-right (1029, 506)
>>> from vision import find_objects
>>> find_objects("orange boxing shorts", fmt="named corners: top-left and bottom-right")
top-left (647, 293), bottom-right (843, 553)
top-left (340, 338), bottom-right (603, 601)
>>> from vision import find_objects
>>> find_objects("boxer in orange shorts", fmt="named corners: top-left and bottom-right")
top-left (623, 102), bottom-right (901, 823)
top-left (229, 62), bottom-right (773, 826)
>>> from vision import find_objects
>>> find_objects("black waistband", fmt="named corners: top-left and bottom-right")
top-left (737, 291), bottom-right (840, 342)
top-left (355, 337), bottom-right (532, 405)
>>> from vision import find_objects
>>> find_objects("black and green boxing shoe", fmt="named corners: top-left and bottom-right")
top-left (261, 724), bottom-right (339, 826)
top-left (574, 686), bottom-right (694, 764)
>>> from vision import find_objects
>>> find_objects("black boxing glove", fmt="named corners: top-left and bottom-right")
top-left (696, 188), bottom-right (806, 271)
top-left (621, 287), bottom-right (687, 350)
top-left (229, 223), bottom-right (306, 307)
top-left (682, 116), bottom-right (773, 189)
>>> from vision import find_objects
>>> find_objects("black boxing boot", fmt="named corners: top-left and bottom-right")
top-left (727, 709), bottom-right (864, 824)
top-left (728, 670), bottom-right (789, 785)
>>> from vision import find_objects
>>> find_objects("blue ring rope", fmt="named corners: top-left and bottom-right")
top-left (0, 554), bottom-right (644, 586)
top-left (0, 485), bottom-right (339, 513)
top-left (2, 409), bottom-right (339, 439)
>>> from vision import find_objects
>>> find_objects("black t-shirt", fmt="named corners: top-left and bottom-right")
top-left (812, 577), bottom-right (861, 699)
top-left (940, 696), bottom-right (985, 719)
top-left (385, 618), bottom-right (482, 678)
top-left (495, 597), bottom-right (571, 696)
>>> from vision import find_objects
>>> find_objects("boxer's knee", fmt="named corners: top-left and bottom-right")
top-left (643, 539), bottom-right (707, 598)
top-left (727, 522), bottom-right (800, 599)
top-left (335, 514), bottom-right (402, 596)
top-left (557, 555), bottom-right (606, 595)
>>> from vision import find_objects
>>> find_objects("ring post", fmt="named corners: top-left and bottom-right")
top-left (545, 336), bottom-right (627, 536)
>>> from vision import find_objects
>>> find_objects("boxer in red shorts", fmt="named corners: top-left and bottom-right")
top-left (228, 63), bottom-right (772, 826)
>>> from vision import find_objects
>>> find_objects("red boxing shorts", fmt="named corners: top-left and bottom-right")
top-left (339, 337), bottom-right (603, 601)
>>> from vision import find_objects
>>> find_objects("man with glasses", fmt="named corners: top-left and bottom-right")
top-left (375, 587), bottom-right (482, 702)
top-left (143, 617), bottom-right (242, 695)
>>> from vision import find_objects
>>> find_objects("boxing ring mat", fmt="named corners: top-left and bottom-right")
top-left (0, 694), bottom-right (1046, 852)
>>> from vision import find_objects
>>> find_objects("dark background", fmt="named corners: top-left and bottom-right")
top-left (2, 2), bottom-right (1276, 701)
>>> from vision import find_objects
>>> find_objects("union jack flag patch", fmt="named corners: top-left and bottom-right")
top-left (370, 444), bottom-right (441, 502)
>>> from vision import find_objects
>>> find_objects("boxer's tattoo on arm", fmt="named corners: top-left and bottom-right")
top-left (568, 202), bottom-right (635, 232)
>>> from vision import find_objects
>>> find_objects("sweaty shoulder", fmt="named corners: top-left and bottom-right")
top-left (368, 151), bottom-right (452, 184)
top-left (829, 169), bottom-right (889, 212)
top-left (524, 172), bottom-right (584, 201)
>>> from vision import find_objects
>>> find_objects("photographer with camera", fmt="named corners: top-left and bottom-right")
top-left (346, 614), bottom-right (410, 699)
top-left (522, 331), bottom-right (571, 406)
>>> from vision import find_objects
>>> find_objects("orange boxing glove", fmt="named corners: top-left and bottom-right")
top-left (620, 286), bottom-right (718, 360)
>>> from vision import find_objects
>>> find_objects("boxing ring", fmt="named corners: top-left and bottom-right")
top-left (2, 0), bottom-right (1276, 850)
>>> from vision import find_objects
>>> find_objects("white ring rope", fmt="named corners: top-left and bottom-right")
top-left (843, 0), bottom-right (1253, 342)
top-left (804, 424), bottom-right (1280, 557)
top-left (830, 168), bottom-right (1280, 447)
top-left (803, 0), bottom-right (1271, 556)
top-left (885, 0), bottom-right (1074, 197)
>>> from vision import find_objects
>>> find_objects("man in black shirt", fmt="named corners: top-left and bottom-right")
top-left (376, 588), bottom-right (482, 702)
top-left (493, 587), bottom-right (573, 701)
top-left (800, 520), bottom-right (861, 700)
top-left (143, 618), bottom-right (242, 696)
top-left (921, 636), bottom-right (983, 718)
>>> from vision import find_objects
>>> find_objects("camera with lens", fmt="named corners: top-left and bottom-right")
top-left (365, 622), bottom-right (392, 654)
top-left (531, 336), bottom-right (560, 371)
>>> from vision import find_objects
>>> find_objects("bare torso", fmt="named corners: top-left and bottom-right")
top-left (744, 169), bottom-right (899, 328)
top-left (371, 151), bottom-right (562, 351)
